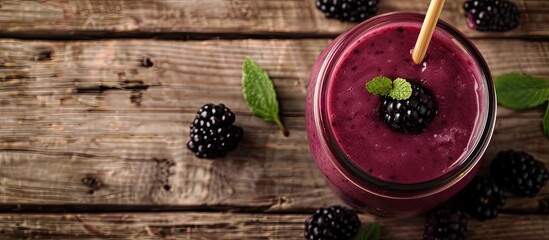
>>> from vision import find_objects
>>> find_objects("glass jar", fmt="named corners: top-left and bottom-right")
top-left (305, 12), bottom-right (496, 216)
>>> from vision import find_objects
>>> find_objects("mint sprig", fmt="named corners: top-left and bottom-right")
top-left (494, 72), bottom-right (549, 139)
top-left (365, 76), bottom-right (413, 100)
top-left (242, 57), bottom-right (289, 136)
top-left (352, 223), bottom-right (381, 240)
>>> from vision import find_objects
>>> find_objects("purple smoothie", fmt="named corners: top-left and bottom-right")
top-left (306, 13), bottom-right (495, 215)
top-left (327, 22), bottom-right (480, 184)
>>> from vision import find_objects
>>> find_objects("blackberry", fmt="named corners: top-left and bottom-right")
top-left (304, 206), bottom-right (360, 240)
top-left (381, 81), bottom-right (437, 133)
top-left (463, 0), bottom-right (520, 32)
top-left (460, 176), bottom-right (506, 221)
top-left (187, 103), bottom-right (243, 159)
top-left (315, 0), bottom-right (379, 23)
top-left (490, 150), bottom-right (549, 197)
top-left (423, 208), bottom-right (468, 240)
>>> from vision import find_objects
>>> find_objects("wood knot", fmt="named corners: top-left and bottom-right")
top-left (75, 79), bottom-right (149, 107)
top-left (130, 90), bottom-right (143, 107)
top-left (142, 57), bottom-right (154, 67)
top-left (34, 47), bottom-right (53, 61)
top-left (81, 175), bottom-right (103, 194)
top-left (121, 80), bottom-right (148, 107)
top-left (154, 158), bottom-right (175, 191)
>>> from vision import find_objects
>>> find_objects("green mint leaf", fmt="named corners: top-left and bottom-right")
top-left (543, 104), bottom-right (549, 139)
top-left (352, 223), bottom-right (381, 240)
top-left (389, 78), bottom-right (412, 100)
top-left (366, 76), bottom-right (412, 100)
top-left (494, 73), bottom-right (549, 110)
top-left (366, 77), bottom-right (392, 96)
top-left (242, 56), bottom-right (288, 136)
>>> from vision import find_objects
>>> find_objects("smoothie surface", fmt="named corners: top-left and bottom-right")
top-left (327, 22), bottom-right (482, 184)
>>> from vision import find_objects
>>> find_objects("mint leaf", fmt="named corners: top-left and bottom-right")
top-left (494, 73), bottom-right (549, 110)
top-left (366, 77), bottom-right (392, 95)
top-left (365, 77), bottom-right (413, 100)
top-left (543, 104), bottom-right (549, 139)
top-left (352, 223), bottom-right (381, 240)
top-left (389, 78), bottom-right (412, 100)
top-left (242, 57), bottom-right (288, 136)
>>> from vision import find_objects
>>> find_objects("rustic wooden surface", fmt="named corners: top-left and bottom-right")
top-left (0, 39), bottom-right (547, 210)
top-left (0, 0), bottom-right (547, 239)
top-left (0, 0), bottom-right (548, 38)
top-left (0, 213), bottom-right (547, 240)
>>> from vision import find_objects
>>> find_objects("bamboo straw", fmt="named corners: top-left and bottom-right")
top-left (412, 0), bottom-right (446, 64)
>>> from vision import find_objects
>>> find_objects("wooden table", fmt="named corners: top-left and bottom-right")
top-left (0, 0), bottom-right (547, 239)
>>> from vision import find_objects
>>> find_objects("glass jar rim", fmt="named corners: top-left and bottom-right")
top-left (311, 12), bottom-right (496, 197)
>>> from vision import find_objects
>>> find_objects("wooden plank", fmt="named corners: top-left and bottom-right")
top-left (0, 0), bottom-right (547, 38)
top-left (0, 39), bottom-right (547, 211)
top-left (0, 39), bottom-right (336, 210)
top-left (0, 212), bottom-right (546, 239)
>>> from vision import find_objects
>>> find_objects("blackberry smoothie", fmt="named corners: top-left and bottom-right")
top-left (306, 13), bottom-right (495, 216)
top-left (329, 23), bottom-right (478, 184)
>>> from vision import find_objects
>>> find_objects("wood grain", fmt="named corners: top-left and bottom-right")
top-left (0, 0), bottom-right (547, 38)
top-left (0, 212), bottom-right (546, 239)
top-left (0, 38), bottom-right (547, 211)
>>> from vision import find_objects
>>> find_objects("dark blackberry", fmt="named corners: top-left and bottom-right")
top-left (460, 176), bottom-right (506, 221)
top-left (315, 0), bottom-right (379, 23)
top-left (381, 81), bottom-right (437, 133)
top-left (187, 103), bottom-right (243, 159)
top-left (423, 208), bottom-right (468, 240)
top-left (463, 0), bottom-right (521, 32)
top-left (490, 150), bottom-right (549, 197)
top-left (304, 206), bottom-right (360, 240)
